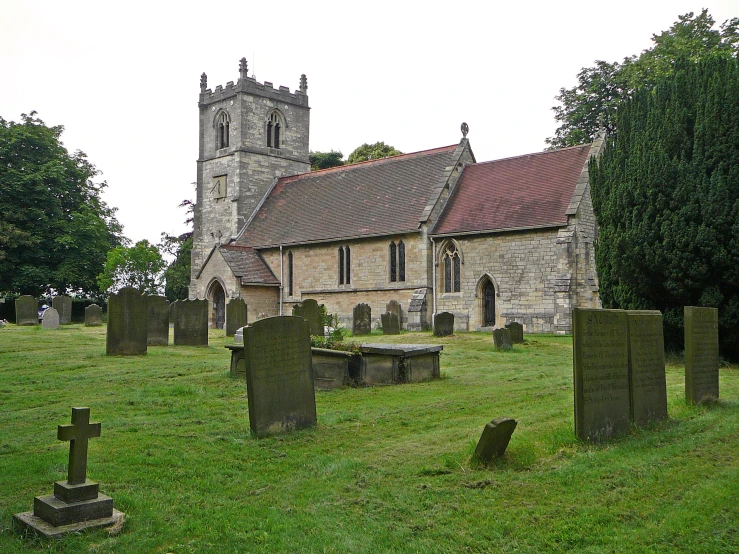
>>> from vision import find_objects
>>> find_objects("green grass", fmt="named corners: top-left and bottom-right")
top-left (0, 325), bottom-right (737, 553)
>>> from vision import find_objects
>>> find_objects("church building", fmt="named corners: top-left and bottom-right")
top-left (190, 60), bottom-right (602, 334)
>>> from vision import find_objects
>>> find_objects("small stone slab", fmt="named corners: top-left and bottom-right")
top-left (493, 328), bottom-right (512, 350)
top-left (42, 308), bottom-right (60, 330)
top-left (386, 300), bottom-right (403, 330)
top-left (684, 306), bottom-right (719, 405)
top-left (146, 295), bottom-right (170, 346)
top-left (52, 296), bottom-right (73, 325)
top-left (352, 303), bottom-right (372, 335)
top-left (106, 287), bottom-right (148, 356)
top-left (226, 299), bottom-right (248, 337)
top-left (627, 310), bottom-right (668, 425)
top-left (13, 508), bottom-right (125, 539)
top-left (474, 417), bottom-right (518, 462)
top-left (84, 304), bottom-right (103, 326)
top-left (173, 299), bottom-right (208, 346)
top-left (434, 312), bottom-right (454, 336)
top-left (15, 295), bottom-right (37, 326)
top-left (381, 312), bottom-right (400, 335)
top-left (505, 322), bottom-right (524, 343)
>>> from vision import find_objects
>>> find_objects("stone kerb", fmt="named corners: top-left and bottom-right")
top-left (352, 303), bottom-right (372, 335)
top-left (173, 299), bottom-right (209, 346)
top-left (226, 299), bottom-right (248, 337)
top-left (147, 295), bottom-right (170, 346)
top-left (85, 304), bottom-right (103, 326)
top-left (52, 295), bottom-right (73, 325)
top-left (15, 295), bottom-right (37, 326)
top-left (627, 310), bottom-right (667, 425)
top-left (106, 288), bottom-right (148, 356)
top-left (42, 308), bottom-right (60, 330)
top-left (684, 306), bottom-right (719, 405)
top-left (433, 312), bottom-right (454, 337)
top-left (573, 308), bottom-right (630, 441)
top-left (243, 316), bottom-right (316, 437)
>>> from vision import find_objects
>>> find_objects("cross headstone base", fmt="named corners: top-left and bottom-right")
top-left (13, 507), bottom-right (125, 539)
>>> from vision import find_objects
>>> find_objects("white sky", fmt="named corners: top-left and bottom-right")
top-left (1, 1), bottom-right (736, 246)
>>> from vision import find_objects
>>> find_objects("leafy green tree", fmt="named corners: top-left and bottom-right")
top-left (548, 10), bottom-right (739, 149)
top-left (0, 112), bottom-right (124, 295)
top-left (590, 57), bottom-right (739, 358)
top-left (97, 240), bottom-right (166, 295)
top-left (347, 142), bottom-right (403, 164)
top-left (309, 150), bottom-right (344, 171)
top-left (160, 198), bottom-right (194, 301)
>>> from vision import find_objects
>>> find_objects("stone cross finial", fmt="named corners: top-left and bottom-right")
top-left (200, 72), bottom-right (207, 93)
top-left (299, 74), bottom-right (308, 94)
top-left (239, 57), bottom-right (248, 80)
top-left (57, 407), bottom-right (101, 485)
top-left (461, 122), bottom-right (469, 138)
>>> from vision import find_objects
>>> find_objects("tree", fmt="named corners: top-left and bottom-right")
top-left (309, 150), bottom-right (344, 171)
top-left (160, 198), bottom-right (193, 302)
top-left (547, 10), bottom-right (739, 149)
top-left (97, 240), bottom-right (166, 295)
top-left (590, 57), bottom-right (739, 358)
top-left (347, 142), bottom-right (403, 164)
top-left (0, 112), bottom-right (124, 295)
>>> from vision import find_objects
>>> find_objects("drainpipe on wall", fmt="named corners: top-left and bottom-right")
top-left (279, 245), bottom-right (283, 316)
top-left (430, 236), bottom-right (437, 332)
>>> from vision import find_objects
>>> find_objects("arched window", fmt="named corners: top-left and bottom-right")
top-left (287, 251), bottom-right (294, 297)
top-left (389, 242), bottom-right (397, 282)
top-left (267, 111), bottom-right (281, 149)
top-left (398, 240), bottom-right (405, 281)
top-left (443, 243), bottom-right (461, 293)
top-left (338, 245), bottom-right (351, 285)
top-left (389, 240), bottom-right (406, 282)
top-left (216, 111), bottom-right (230, 150)
top-left (338, 247), bottom-right (344, 285)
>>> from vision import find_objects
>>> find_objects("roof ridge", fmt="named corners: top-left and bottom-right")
top-left (474, 143), bottom-right (591, 167)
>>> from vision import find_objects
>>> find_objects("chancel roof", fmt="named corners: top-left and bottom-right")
top-left (218, 245), bottom-right (279, 285)
top-left (236, 144), bottom-right (462, 248)
top-left (431, 144), bottom-right (592, 236)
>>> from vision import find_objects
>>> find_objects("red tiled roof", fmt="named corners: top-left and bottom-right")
top-left (237, 145), bottom-right (461, 248)
top-left (431, 144), bottom-right (591, 236)
top-left (219, 245), bottom-right (279, 285)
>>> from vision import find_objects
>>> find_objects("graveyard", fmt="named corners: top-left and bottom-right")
top-left (1, 323), bottom-right (738, 553)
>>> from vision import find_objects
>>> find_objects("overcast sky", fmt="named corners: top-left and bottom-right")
top-left (1, 1), bottom-right (736, 246)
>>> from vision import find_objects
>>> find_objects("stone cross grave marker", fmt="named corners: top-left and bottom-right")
top-left (15, 295), bottom-right (37, 326)
top-left (243, 316), bottom-right (316, 437)
top-left (226, 298), bottom-right (248, 337)
top-left (381, 312), bottom-right (400, 335)
top-left (433, 312), bottom-right (455, 337)
top-left (52, 295), bottom-right (73, 325)
top-left (684, 306), bottom-right (719, 405)
top-left (13, 407), bottom-right (124, 538)
top-left (42, 308), bottom-right (60, 330)
top-left (85, 304), bottom-right (103, 326)
top-left (352, 303), bottom-right (372, 335)
top-left (386, 300), bottom-right (403, 330)
top-left (173, 299), bottom-right (209, 346)
top-left (474, 417), bottom-right (518, 462)
top-left (505, 322), bottom-right (524, 343)
top-left (106, 287), bottom-right (148, 356)
top-left (493, 328), bottom-right (512, 350)
top-left (293, 299), bottom-right (323, 336)
top-left (573, 308), bottom-right (630, 441)
top-left (147, 295), bottom-right (170, 346)
top-left (627, 310), bottom-right (668, 425)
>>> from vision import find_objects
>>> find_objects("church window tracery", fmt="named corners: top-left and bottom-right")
top-left (216, 111), bottom-right (230, 150)
top-left (443, 244), bottom-right (461, 293)
top-left (266, 111), bottom-right (281, 149)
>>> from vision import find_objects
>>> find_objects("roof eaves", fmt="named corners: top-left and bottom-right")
top-left (430, 222), bottom-right (566, 239)
top-left (249, 228), bottom-right (423, 250)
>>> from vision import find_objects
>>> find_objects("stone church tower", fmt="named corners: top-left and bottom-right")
top-left (190, 58), bottom-right (310, 297)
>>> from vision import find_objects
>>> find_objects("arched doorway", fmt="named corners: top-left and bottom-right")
top-left (482, 279), bottom-right (496, 327)
top-left (210, 282), bottom-right (226, 329)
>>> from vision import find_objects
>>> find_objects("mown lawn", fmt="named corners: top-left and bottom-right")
top-left (0, 324), bottom-right (737, 553)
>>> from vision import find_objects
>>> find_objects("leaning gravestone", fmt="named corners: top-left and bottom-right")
top-left (15, 295), bottom-right (37, 326)
top-left (381, 312), bottom-right (400, 335)
top-left (84, 304), bottom-right (103, 326)
top-left (352, 303), bottom-right (372, 335)
top-left (243, 316), bottom-right (316, 437)
top-left (573, 308), bottom-right (630, 441)
top-left (226, 299), bottom-right (248, 337)
top-left (106, 287), bottom-right (148, 356)
top-left (627, 310), bottom-right (668, 425)
top-left (505, 322), bottom-right (524, 343)
top-left (386, 300), bottom-right (403, 331)
top-left (293, 299), bottom-right (323, 336)
top-left (434, 312), bottom-right (455, 337)
top-left (684, 306), bottom-right (719, 405)
top-left (42, 308), bottom-right (60, 330)
top-left (493, 328), bottom-right (513, 350)
top-left (147, 295), bottom-right (169, 346)
top-left (52, 295), bottom-right (73, 325)
top-left (173, 299), bottom-right (208, 346)
top-left (474, 417), bottom-right (518, 462)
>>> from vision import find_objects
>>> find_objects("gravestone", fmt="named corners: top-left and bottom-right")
top-left (42, 308), bottom-right (60, 330)
top-left (433, 312), bottom-right (454, 336)
top-left (505, 322), bottom-right (524, 343)
top-left (493, 328), bottom-right (512, 350)
top-left (381, 312), bottom-right (400, 335)
top-left (627, 310), bottom-right (668, 425)
top-left (226, 299), bottom-right (248, 337)
top-left (173, 299), bottom-right (209, 346)
top-left (13, 407), bottom-right (124, 538)
top-left (293, 299), bottom-right (323, 336)
top-left (147, 295), bottom-right (170, 346)
top-left (106, 287), bottom-right (148, 356)
top-left (243, 316), bottom-right (316, 437)
top-left (684, 306), bottom-right (719, 405)
top-left (573, 308), bottom-right (630, 441)
top-left (386, 300), bottom-right (403, 330)
top-left (52, 295), bottom-right (73, 325)
top-left (84, 304), bottom-right (103, 326)
top-left (15, 295), bottom-right (37, 326)
top-left (352, 303), bottom-right (372, 335)
top-left (474, 417), bottom-right (518, 462)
